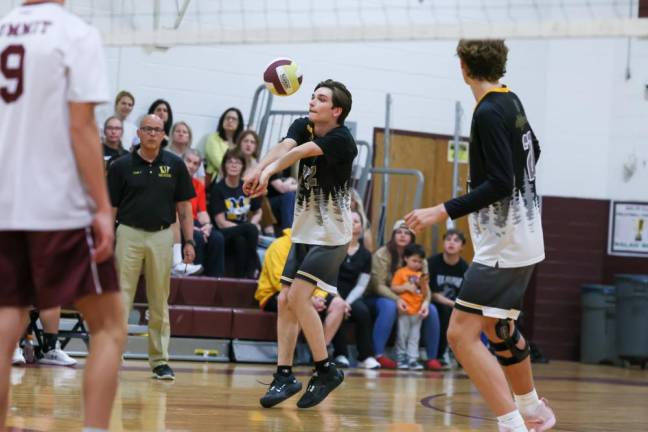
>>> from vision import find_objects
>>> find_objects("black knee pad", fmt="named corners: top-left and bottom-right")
top-left (488, 319), bottom-right (530, 366)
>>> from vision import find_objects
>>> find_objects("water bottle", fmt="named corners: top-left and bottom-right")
top-left (22, 335), bottom-right (35, 364)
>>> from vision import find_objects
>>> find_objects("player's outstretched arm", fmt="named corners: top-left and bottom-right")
top-left (243, 138), bottom-right (296, 195)
top-left (69, 102), bottom-right (114, 263)
top-left (248, 141), bottom-right (323, 197)
top-left (404, 203), bottom-right (448, 234)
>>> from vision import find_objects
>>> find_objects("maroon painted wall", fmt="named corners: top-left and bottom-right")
top-left (525, 196), bottom-right (647, 361)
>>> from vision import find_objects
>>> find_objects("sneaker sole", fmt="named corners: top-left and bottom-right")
top-left (38, 359), bottom-right (77, 367)
top-left (152, 374), bottom-right (175, 380)
top-left (260, 383), bottom-right (303, 408)
top-left (296, 371), bottom-right (344, 409)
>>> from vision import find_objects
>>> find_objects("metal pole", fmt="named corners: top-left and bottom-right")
top-left (378, 93), bottom-right (392, 246)
top-left (449, 101), bottom-right (463, 229)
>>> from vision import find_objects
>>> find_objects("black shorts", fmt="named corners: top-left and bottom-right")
top-left (0, 228), bottom-right (120, 309)
top-left (263, 291), bottom-right (334, 314)
top-left (454, 262), bottom-right (535, 320)
top-left (280, 242), bottom-right (348, 295)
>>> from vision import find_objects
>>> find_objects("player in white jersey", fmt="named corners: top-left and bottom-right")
top-left (0, 2), bottom-right (125, 431)
top-left (405, 40), bottom-right (556, 432)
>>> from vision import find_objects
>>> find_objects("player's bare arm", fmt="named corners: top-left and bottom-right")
top-left (249, 141), bottom-right (323, 197)
top-left (243, 138), bottom-right (297, 195)
top-left (69, 102), bottom-right (114, 263)
top-left (176, 200), bottom-right (196, 263)
top-left (404, 203), bottom-right (449, 233)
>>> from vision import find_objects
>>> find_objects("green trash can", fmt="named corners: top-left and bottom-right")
top-left (580, 284), bottom-right (617, 364)
top-left (615, 274), bottom-right (648, 367)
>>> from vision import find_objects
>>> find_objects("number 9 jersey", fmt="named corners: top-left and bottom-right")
top-left (0, 2), bottom-right (109, 230)
top-left (443, 86), bottom-right (545, 268)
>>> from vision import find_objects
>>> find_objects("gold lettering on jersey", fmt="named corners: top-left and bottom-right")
top-left (515, 114), bottom-right (528, 130)
top-left (158, 166), bottom-right (172, 178)
top-left (132, 170), bottom-right (142, 175)
top-left (306, 124), bottom-right (315, 141)
top-left (0, 21), bottom-right (52, 38)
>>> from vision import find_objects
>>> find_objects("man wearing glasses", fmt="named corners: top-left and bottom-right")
top-left (107, 114), bottom-right (196, 380)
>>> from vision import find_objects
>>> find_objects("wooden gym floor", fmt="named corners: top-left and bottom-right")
top-left (7, 360), bottom-right (648, 431)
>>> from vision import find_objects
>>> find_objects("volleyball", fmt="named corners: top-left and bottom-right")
top-left (263, 58), bottom-right (303, 96)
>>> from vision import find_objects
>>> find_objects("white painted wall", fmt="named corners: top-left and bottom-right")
top-left (99, 37), bottom-right (648, 202)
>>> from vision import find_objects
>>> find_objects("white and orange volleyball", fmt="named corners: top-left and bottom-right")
top-left (263, 58), bottom-right (303, 96)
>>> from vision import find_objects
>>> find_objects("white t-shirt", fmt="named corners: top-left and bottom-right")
top-left (0, 3), bottom-right (109, 230)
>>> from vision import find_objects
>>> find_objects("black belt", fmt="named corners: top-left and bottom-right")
top-left (123, 223), bottom-right (170, 232)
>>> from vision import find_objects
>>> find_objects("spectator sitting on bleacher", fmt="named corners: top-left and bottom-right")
top-left (428, 228), bottom-right (469, 365)
top-left (113, 90), bottom-right (138, 150)
top-left (364, 220), bottom-right (444, 371)
top-left (182, 149), bottom-right (225, 277)
top-left (167, 121), bottom-right (205, 182)
top-left (236, 130), bottom-right (278, 237)
top-left (209, 149), bottom-right (261, 278)
top-left (201, 107), bottom-right (244, 184)
top-left (102, 116), bottom-right (127, 167)
top-left (237, 129), bottom-right (261, 174)
top-left (254, 229), bottom-right (346, 348)
top-left (329, 210), bottom-right (380, 369)
top-left (147, 99), bottom-right (173, 148)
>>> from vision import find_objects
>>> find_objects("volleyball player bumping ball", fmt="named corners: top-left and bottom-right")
top-left (405, 40), bottom-right (556, 432)
top-left (0, 1), bottom-right (125, 432)
top-left (245, 58), bottom-right (357, 408)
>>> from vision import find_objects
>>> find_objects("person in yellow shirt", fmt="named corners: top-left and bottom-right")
top-left (255, 229), bottom-right (346, 347)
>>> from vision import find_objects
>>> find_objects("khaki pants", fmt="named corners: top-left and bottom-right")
top-left (116, 224), bottom-right (173, 368)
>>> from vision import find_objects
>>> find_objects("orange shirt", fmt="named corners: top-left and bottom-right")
top-left (392, 267), bottom-right (424, 315)
top-left (190, 177), bottom-right (206, 220)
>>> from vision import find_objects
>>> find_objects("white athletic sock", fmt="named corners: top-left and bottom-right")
top-left (82, 428), bottom-right (107, 432)
top-left (514, 388), bottom-right (541, 417)
top-left (497, 409), bottom-right (527, 431)
top-left (172, 243), bottom-right (182, 265)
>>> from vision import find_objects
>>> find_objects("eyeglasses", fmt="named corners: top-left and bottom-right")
top-left (105, 126), bottom-right (123, 131)
top-left (225, 159), bottom-right (243, 165)
top-left (224, 116), bottom-right (239, 122)
top-left (140, 126), bottom-right (164, 134)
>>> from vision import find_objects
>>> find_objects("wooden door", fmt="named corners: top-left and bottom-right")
top-left (370, 128), bottom-right (474, 261)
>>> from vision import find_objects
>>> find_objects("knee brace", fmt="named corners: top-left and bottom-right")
top-left (488, 319), bottom-right (530, 366)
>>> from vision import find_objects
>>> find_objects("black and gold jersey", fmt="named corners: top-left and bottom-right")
top-left (444, 86), bottom-right (544, 268)
top-left (284, 117), bottom-right (358, 246)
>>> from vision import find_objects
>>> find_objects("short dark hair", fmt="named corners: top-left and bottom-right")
top-left (220, 148), bottom-right (247, 178)
top-left (114, 90), bottom-right (134, 109)
top-left (403, 243), bottom-right (426, 260)
top-left (443, 229), bottom-right (466, 245)
top-left (456, 39), bottom-right (508, 82)
top-left (103, 115), bottom-right (122, 131)
top-left (314, 79), bottom-right (352, 125)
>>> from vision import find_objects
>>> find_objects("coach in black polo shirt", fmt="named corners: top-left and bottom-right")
top-left (108, 114), bottom-right (195, 381)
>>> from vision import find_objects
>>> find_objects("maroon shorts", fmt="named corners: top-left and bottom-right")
top-left (0, 227), bottom-right (119, 309)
